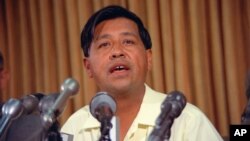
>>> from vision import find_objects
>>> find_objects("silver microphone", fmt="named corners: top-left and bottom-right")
top-left (0, 99), bottom-right (24, 141)
top-left (40, 78), bottom-right (79, 130)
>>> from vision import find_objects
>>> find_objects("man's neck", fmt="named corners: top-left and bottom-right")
top-left (113, 84), bottom-right (146, 116)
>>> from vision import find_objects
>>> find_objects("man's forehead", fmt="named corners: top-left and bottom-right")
top-left (95, 18), bottom-right (137, 31)
top-left (93, 18), bottom-right (139, 39)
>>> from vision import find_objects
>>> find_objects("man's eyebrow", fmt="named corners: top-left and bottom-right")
top-left (120, 32), bottom-right (137, 37)
top-left (94, 34), bottom-right (111, 41)
top-left (94, 32), bottom-right (138, 41)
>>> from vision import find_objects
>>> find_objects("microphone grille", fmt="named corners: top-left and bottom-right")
top-left (38, 93), bottom-right (59, 113)
top-left (163, 91), bottom-right (187, 117)
top-left (2, 99), bottom-right (24, 119)
top-left (61, 78), bottom-right (79, 96)
top-left (90, 92), bottom-right (116, 118)
top-left (21, 94), bottom-right (40, 114)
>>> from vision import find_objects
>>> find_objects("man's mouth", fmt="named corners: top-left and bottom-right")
top-left (110, 65), bottom-right (129, 73)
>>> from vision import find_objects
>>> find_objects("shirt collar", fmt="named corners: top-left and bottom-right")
top-left (82, 84), bottom-right (165, 129)
top-left (135, 84), bottom-right (164, 126)
top-left (82, 106), bottom-right (100, 130)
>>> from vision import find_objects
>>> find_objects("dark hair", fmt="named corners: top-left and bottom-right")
top-left (0, 51), bottom-right (4, 70)
top-left (81, 5), bottom-right (152, 57)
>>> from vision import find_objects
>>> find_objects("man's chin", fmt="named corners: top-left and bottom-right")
top-left (105, 83), bottom-right (132, 95)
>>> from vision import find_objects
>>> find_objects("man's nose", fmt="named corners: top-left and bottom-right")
top-left (109, 45), bottom-right (125, 60)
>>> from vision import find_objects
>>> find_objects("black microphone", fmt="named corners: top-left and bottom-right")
top-left (90, 92), bottom-right (117, 141)
top-left (40, 78), bottom-right (79, 130)
top-left (0, 98), bottom-right (24, 141)
top-left (148, 91), bottom-right (186, 141)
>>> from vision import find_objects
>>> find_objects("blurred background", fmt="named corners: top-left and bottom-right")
top-left (0, 0), bottom-right (250, 138)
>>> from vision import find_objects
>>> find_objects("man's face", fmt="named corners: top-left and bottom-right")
top-left (84, 18), bottom-right (152, 94)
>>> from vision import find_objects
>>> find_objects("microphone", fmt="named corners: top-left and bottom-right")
top-left (39, 93), bottom-right (59, 114)
top-left (0, 98), bottom-right (24, 141)
top-left (40, 78), bottom-right (79, 130)
top-left (20, 93), bottom-right (45, 114)
top-left (0, 93), bottom-right (44, 118)
top-left (0, 93), bottom-right (45, 141)
top-left (90, 92), bottom-right (117, 141)
top-left (4, 93), bottom-right (57, 141)
top-left (148, 91), bottom-right (186, 141)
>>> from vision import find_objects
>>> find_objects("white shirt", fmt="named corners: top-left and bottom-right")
top-left (61, 84), bottom-right (223, 141)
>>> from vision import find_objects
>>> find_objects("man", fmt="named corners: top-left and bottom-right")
top-left (61, 5), bottom-right (223, 141)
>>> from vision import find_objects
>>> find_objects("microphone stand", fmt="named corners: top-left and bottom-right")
top-left (99, 118), bottom-right (113, 141)
top-left (41, 120), bottom-right (62, 141)
top-left (157, 116), bottom-right (174, 141)
top-left (0, 116), bottom-right (9, 141)
top-left (147, 106), bottom-right (173, 141)
top-left (47, 121), bottom-right (62, 141)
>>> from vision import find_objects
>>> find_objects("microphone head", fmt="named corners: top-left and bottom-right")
top-left (21, 93), bottom-right (45, 114)
top-left (38, 93), bottom-right (59, 113)
top-left (2, 98), bottom-right (24, 120)
top-left (90, 92), bottom-right (116, 119)
top-left (40, 78), bottom-right (79, 130)
top-left (148, 91), bottom-right (187, 141)
top-left (163, 91), bottom-right (187, 117)
top-left (61, 78), bottom-right (79, 96)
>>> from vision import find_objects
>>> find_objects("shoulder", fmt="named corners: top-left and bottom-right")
top-left (176, 103), bottom-right (213, 126)
top-left (180, 103), bottom-right (217, 126)
top-left (171, 103), bottom-right (223, 140)
top-left (182, 103), bottom-right (206, 118)
top-left (144, 84), bottom-right (167, 103)
top-left (66, 105), bottom-right (90, 121)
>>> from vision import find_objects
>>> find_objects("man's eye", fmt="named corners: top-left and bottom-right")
top-left (123, 40), bottom-right (135, 45)
top-left (99, 42), bottom-right (110, 48)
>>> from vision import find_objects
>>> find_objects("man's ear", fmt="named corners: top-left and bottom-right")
top-left (146, 49), bottom-right (152, 71)
top-left (83, 58), bottom-right (93, 78)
